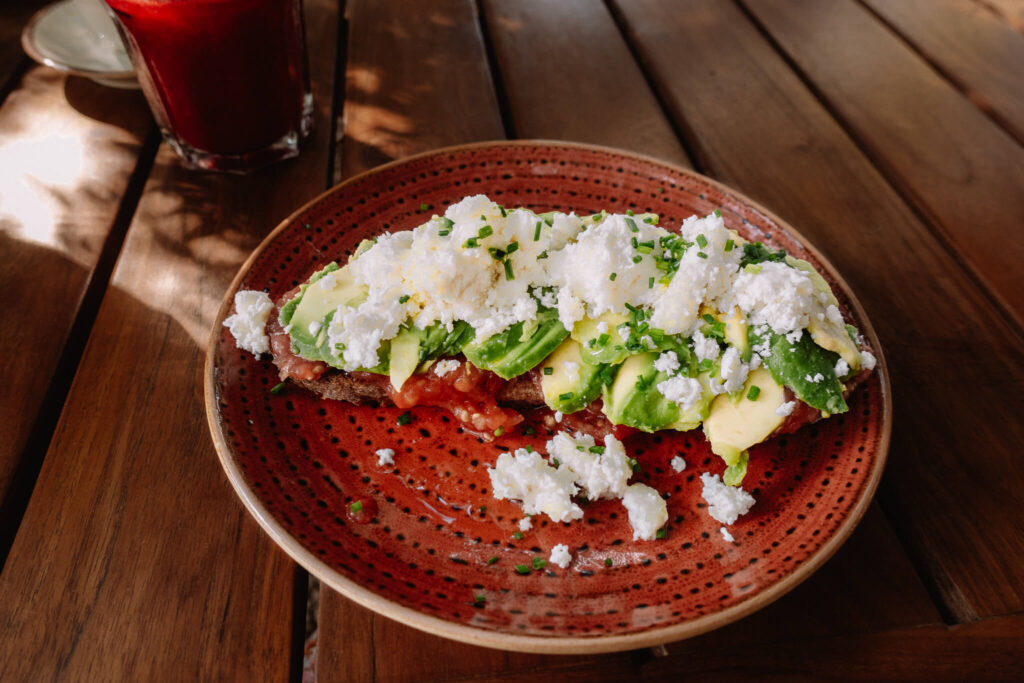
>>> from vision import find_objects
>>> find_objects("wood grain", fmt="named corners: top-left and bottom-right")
top-left (610, 0), bottom-right (1024, 618)
top-left (480, 0), bottom-right (690, 167)
top-left (742, 0), bottom-right (1024, 329)
top-left (978, 0), bottom-right (1024, 33)
top-left (0, 68), bottom-right (150, 506)
top-left (862, 0), bottom-right (1024, 143)
top-left (0, 0), bottom-right (338, 678)
top-left (0, 0), bottom-right (46, 95)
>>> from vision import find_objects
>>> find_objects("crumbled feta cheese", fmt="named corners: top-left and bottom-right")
top-left (700, 473), bottom-right (755, 525)
top-left (223, 290), bottom-right (274, 355)
top-left (317, 272), bottom-right (338, 290)
top-left (375, 448), bottom-right (395, 466)
top-left (670, 456), bottom-right (687, 472)
top-left (834, 358), bottom-right (850, 378)
top-left (720, 526), bottom-right (735, 542)
top-left (656, 375), bottom-right (704, 413)
top-left (785, 329), bottom-right (803, 344)
top-left (519, 516), bottom-right (532, 532)
top-left (433, 359), bottom-right (461, 377)
top-left (861, 350), bottom-right (877, 371)
top-left (727, 261), bottom-right (818, 335)
top-left (562, 360), bottom-right (580, 384)
top-left (776, 401), bottom-right (797, 417)
top-left (547, 432), bottom-right (631, 500)
top-left (692, 329), bottom-right (720, 362)
top-left (653, 350), bottom-right (681, 375)
top-left (804, 372), bottom-right (825, 383)
top-left (621, 483), bottom-right (669, 541)
top-left (595, 320), bottom-right (609, 334)
top-left (308, 320), bottom-right (322, 337)
top-left (554, 411), bottom-right (563, 423)
top-left (719, 346), bottom-right (749, 393)
top-left (488, 449), bottom-right (582, 523)
top-left (549, 543), bottom-right (572, 569)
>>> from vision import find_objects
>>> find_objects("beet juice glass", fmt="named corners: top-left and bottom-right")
top-left (104, 0), bottom-right (312, 172)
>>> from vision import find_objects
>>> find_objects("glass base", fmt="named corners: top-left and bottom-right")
top-left (165, 93), bottom-right (314, 174)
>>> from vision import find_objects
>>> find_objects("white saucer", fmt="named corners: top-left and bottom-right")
top-left (21, 0), bottom-right (137, 89)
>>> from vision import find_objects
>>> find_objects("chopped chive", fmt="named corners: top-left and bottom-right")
top-left (725, 239), bottom-right (735, 252)
top-left (626, 217), bottom-right (639, 233)
top-left (397, 411), bottom-right (412, 426)
top-left (526, 445), bottom-right (534, 452)
top-left (543, 367), bottom-right (554, 376)
top-left (551, 457), bottom-right (560, 468)
top-left (419, 202), bottom-right (430, 211)
top-left (487, 556), bottom-right (499, 565)
top-left (696, 234), bottom-right (708, 248)
top-left (697, 252), bottom-right (708, 259)
top-left (533, 221), bottom-right (542, 241)
top-left (487, 247), bottom-right (505, 260)
top-left (504, 260), bottom-right (515, 280)
top-left (500, 206), bottom-right (507, 217)
top-left (558, 392), bottom-right (574, 401)
top-left (513, 531), bottom-right (523, 540)
top-left (656, 527), bottom-right (667, 539)
top-left (703, 314), bottom-right (717, 324)
top-left (605, 558), bottom-right (613, 567)
top-left (537, 250), bottom-right (549, 259)
top-left (632, 255), bottom-right (643, 263)
top-left (658, 187), bottom-right (665, 193)
top-left (398, 294), bottom-right (410, 304)
top-left (478, 225), bottom-right (493, 238)
top-left (506, 241), bottom-right (519, 254)
top-left (588, 338), bottom-right (597, 348)
top-left (474, 594), bottom-right (486, 605)
top-left (463, 237), bottom-right (478, 248)
top-left (648, 276), bottom-right (655, 289)
top-left (627, 209), bottom-right (634, 216)
top-left (494, 426), bottom-right (505, 437)
top-left (349, 500), bottom-right (363, 513)
top-left (515, 564), bottom-right (531, 575)
top-left (438, 227), bottom-right (452, 236)
top-left (714, 208), bottom-right (722, 217)
top-left (532, 557), bottom-right (547, 570)
top-left (629, 458), bottom-right (641, 473)
top-left (270, 382), bottom-right (286, 395)
top-left (747, 386), bottom-right (761, 401)
top-left (609, 272), bottom-right (617, 281)
top-left (588, 445), bottom-right (605, 454)
top-left (597, 333), bottom-right (611, 346)
top-left (643, 216), bottom-right (657, 224)
top-left (631, 236), bottom-right (639, 249)
top-left (544, 216), bottom-right (554, 226)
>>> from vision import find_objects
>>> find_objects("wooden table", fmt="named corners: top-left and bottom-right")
top-left (2, 0), bottom-right (1023, 679)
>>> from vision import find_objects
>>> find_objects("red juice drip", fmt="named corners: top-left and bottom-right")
top-left (106, 0), bottom-right (308, 155)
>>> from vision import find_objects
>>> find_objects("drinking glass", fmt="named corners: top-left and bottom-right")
top-left (103, 0), bottom-right (313, 172)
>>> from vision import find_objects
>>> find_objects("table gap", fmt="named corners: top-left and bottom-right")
top-left (0, 124), bottom-right (160, 568)
top-left (474, 0), bottom-right (516, 139)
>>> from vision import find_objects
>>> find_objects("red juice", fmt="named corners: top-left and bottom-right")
top-left (104, 0), bottom-right (311, 170)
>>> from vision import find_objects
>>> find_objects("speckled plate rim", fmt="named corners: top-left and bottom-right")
top-left (205, 140), bottom-right (892, 654)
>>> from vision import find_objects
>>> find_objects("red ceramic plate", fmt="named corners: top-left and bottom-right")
top-left (205, 141), bottom-right (890, 653)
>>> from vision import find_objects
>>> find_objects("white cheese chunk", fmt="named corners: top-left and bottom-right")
top-left (670, 456), bottom-right (687, 472)
top-left (720, 526), bottom-right (735, 543)
top-left (518, 516), bottom-right (532, 532)
top-left (653, 350), bottom-right (681, 375)
top-left (547, 432), bottom-right (632, 500)
top-left (375, 448), bottom-right (395, 467)
top-left (656, 375), bottom-right (704, 413)
top-left (487, 449), bottom-right (582, 523)
top-left (223, 290), bottom-right (274, 355)
top-left (700, 473), bottom-right (755, 525)
top-left (433, 359), bottom-right (461, 377)
top-left (776, 401), bottom-right (797, 417)
top-left (549, 543), bottom-right (572, 569)
top-left (621, 483), bottom-right (668, 541)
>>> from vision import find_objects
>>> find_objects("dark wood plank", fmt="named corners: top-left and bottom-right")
top-left (742, 0), bottom-right (1024, 329)
top-left (318, 1), bottom-right (508, 680)
top-left (0, 68), bottom-right (150, 505)
top-left (336, 0), bottom-right (504, 180)
top-left (862, 0), bottom-right (1024, 143)
top-left (0, 0), bottom-right (339, 678)
top-left (456, 615), bottom-right (1024, 681)
top-left (481, 0), bottom-right (690, 167)
top-left (610, 0), bottom-right (1024, 618)
top-left (978, 0), bottom-right (1024, 33)
top-left (0, 0), bottom-right (47, 94)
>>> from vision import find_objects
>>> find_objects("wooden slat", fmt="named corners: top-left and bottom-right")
top-left (979, 0), bottom-right (1024, 33)
top-left (862, 0), bottom-right (1024, 143)
top-left (0, 0), bottom-right (47, 94)
top-left (480, 0), bottom-right (690, 167)
top-left (318, 1), bottom-right (508, 680)
top-left (611, 0), bottom-right (1024, 618)
top-left (742, 0), bottom-right (1024, 329)
top-left (0, 0), bottom-right (339, 678)
top-left (0, 69), bottom-right (151, 505)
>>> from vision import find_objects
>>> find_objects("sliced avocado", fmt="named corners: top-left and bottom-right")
top-left (703, 367), bottom-right (786, 466)
top-left (388, 327), bottom-right (423, 390)
top-left (602, 352), bottom-right (706, 432)
top-left (668, 372), bottom-right (713, 432)
top-left (755, 330), bottom-right (847, 415)
top-left (540, 339), bottom-right (608, 413)
top-left (463, 308), bottom-right (569, 379)
top-left (723, 308), bottom-right (750, 360)
top-left (280, 263), bottom-right (368, 363)
top-left (785, 256), bottom-right (860, 370)
top-left (571, 312), bottom-right (631, 365)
